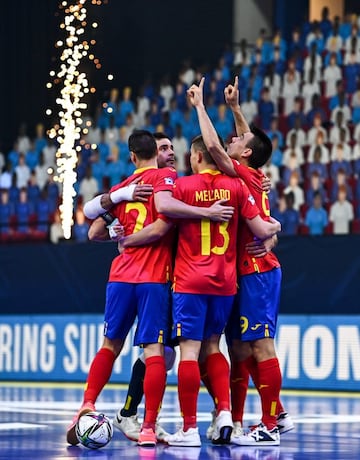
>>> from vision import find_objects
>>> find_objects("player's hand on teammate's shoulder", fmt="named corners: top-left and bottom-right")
top-left (133, 183), bottom-right (153, 202)
top-left (128, 175), bottom-right (153, 202)
top-left (207, 199), bottom-right (235, 222)
top-left (261, 175), bottom-right (271, 193)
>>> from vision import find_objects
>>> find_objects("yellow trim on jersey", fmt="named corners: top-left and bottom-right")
top-left (134, 166), bottom-right (157, 174)
top-left (251, 257), bottom-right (260, 273)
top-left (199, 169), bottom-right (221, 175)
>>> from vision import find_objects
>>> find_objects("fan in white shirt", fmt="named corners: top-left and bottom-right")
top-left (283, 171), bottom-right (305, 211)
top-left (323, 54), bottom-right (342, 98)
top-left (285, 116), bottom-right (307, 148)
top-left (329, 111), bottom-right (351, 145)
top-left (241, 88), bottom-right (258, 124)
top-left (352, 130), bottom-right (360, 161)
top-left (15, 153), bottom-right (31, 189)
top-left (303, 43), bottom-right (322, 82)
top-left (306, 114), bottom-right (328, 146)
top-left (325, 28), bottom-right (343, 54)
top-left (172, 124), bottom-right (189, 176)
top-left (307, 131), bottom-right (330, 164)
top-left (329, 186), bottom-right (354, 234)
top-left (330, 103), bottom-right (352, 126)
top-left (281, 71), bottom-right (300, 116)
top-left (282, 132), bottom-right (305, 166)
top-left (301, 68), bottom-right (321, 113)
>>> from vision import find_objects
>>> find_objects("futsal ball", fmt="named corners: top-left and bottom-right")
top-left (75, 411), bottom-right (113, 449)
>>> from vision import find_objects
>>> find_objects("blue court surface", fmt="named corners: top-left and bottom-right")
top-left (1, 382), bottom-right (360, 460)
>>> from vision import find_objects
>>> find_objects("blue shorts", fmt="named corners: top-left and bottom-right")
top-left (225, 268), bottom-right (282, 343)
top-left (104, 282), bottom-right (171, 346)
top-left (172, 292), bottom-right (234, 341)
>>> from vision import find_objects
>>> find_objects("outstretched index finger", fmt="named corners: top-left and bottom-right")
top-left (199, 76), bottom-right (205, 92)
top-left (233, 75), bottom-right (238, 90)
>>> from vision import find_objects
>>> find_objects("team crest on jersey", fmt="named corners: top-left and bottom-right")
top-left (164, 177), bottom-right (174, 185)
top-left (248, 194), bottom-right (255, 205)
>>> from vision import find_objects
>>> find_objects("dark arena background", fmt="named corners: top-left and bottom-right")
top-left (1, 1), bottom-right (360, 459)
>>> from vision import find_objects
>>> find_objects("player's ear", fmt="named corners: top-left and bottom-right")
top-left (243, 147), bottom-right (252, 158)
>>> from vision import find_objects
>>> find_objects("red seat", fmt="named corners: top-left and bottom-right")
top-left (324, 222), bottom-right (333, 234)
top-left (299, 203), bottom-right (309, 219)
top-left (298, 223), bottom-right (309, 235)
top-left (278, 114), bottom-right (288, 135)
top-left (351, 219), bottom-right (360, 234)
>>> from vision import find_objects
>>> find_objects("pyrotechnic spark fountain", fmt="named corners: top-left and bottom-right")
top-left (48, 0), bottom-right (105, 239)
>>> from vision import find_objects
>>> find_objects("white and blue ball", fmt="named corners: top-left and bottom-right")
top-left (75, 411), bottom-right (113, 449)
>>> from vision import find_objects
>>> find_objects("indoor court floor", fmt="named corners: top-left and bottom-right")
top-left (1, 381), bottom-right (360, 460)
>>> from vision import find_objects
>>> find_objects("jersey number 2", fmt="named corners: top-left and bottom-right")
top-left (125, 202), bottom-right (147, 233)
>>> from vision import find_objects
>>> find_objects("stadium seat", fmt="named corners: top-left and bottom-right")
top-left (298, 223), bottom-right (309, 235)
top-left (351, 219), bottom-right (360, 234)
top-left (324, 222), bottom-right (333, 234)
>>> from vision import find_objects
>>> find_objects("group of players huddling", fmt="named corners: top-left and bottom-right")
top-left (66, 77), bottom-right (294, 448)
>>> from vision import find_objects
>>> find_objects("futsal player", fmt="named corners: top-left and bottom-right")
top-left (119, 134), bottom-right (281, 446)
top-left (66, 130), bottom-right (177, 447)
top-left (73, 131), bottom-right (234, 447)
top-left (188, 76), bottom-right (293, 446)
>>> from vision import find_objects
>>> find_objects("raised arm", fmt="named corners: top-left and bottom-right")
top-left (187, 77), bottom-right (237, 177)
top-left (224, 76), bottom-right (251, 135)
top-left (225, 78), bottom-right (272, 194)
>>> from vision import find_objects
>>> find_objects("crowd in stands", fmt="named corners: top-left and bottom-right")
top-left (1, 7), bottom-right (360, 243)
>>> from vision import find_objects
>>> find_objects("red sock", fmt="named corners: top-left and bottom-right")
top-left (246, 355), bottom-right (259, 388)
top-left (206, 353), bottom-right (231, 414)
top-left (143, 356), bottom-right (166, 430)
top-left (199, 360), bottom-right (214, 401)
top-left (83, 347), bottom-right (116, 404)
top-left (178, 360), bottom-right (200, 431)
top-left (257, 358), bottom-right (282, 429)
top-left (230, 359), bottom-right (250, 424)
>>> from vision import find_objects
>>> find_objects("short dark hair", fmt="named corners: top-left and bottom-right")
top-left (191, 135), bottom-right (216, 165)
top-left (128, 129), bottom-right (157, 160)
top-left (191, 134), bottom-right (225, 166)
top-left (246, 124), bottom-right (273, 169)
top-left (153, 132), bottom-right (171, 142)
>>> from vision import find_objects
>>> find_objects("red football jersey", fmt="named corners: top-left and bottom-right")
top-left (108, 166), bottom-right (177, 283)
top-left (231, 159), bottom-right (281, 275)
top-left (172, 169), bottom-right (259, 295)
